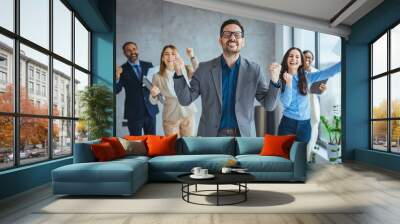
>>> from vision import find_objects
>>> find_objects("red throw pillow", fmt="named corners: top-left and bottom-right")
top-left (146, 134), bottom-right (177, 157)
top-left (91, 142), bottom-right (117, 162)
top-left (260, 134), bottom-right (296, 159)
top-left (101, 137), bottom-right (127, 158)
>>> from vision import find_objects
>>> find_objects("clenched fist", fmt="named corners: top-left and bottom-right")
top-left (174, 54), bottom-right (185, 76)
top-left (186, 48), bottom-right (194, 58)
top-left (268, 63), bottom-right (281, 83)
top-left (116, 66), bottom-right (123, 80)
top-left (150, 86), bottom-right (160, 97)
top-left (282, 72), bottom-right (292, 87)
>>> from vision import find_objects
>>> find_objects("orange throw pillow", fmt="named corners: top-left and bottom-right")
top-left (260, 134), bottom-right (296, 159)
top-left (146, 134), bottom-right (177, 157)
top-left (101, 137), bottom-right (127, 158)
top-left (124, 135), bottom-right (149, 141)
top-left (91, 142), bottom-right (117, 162)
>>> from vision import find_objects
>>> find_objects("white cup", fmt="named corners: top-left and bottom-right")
top-left (199, 169), bottom-right (208, 176)
top-left (191, 167), bottom-right (202, 176)
top-left (221, 167), bottom-right (232, 174)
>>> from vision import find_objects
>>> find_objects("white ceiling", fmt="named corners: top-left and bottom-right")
top-left (164, 0), bottom-right (384, 37)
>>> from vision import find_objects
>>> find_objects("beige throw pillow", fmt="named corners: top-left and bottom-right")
top-left (118, 137), bottom-right (147, 156)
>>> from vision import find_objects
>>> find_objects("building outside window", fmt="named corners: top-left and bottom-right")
top-left (0, 0), bottom-right (91, 170)
top-left (371, 23), bottom-right (400, 154)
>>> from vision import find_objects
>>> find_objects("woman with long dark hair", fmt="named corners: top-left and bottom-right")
top-left (274, 47), bottom-right (340, 143)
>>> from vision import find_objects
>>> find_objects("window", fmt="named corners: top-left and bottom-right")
top-left (20, 0), bottom-right (49, 49)
top-left (75, 18), bottom-right (90, 70)
top-left (0, 0), bottom-right (14, 32)
top-left (0, 71), bottom-right (6, 85)
top-left (53, 0), bottom-right (72, 60)
top-left (370, 23), bottom-right (400, 153)
top-left (28, 81), bottom-right (34, 94)
top-left (0, 34), bottom-right (14, 113)
top-left (0, 0), bottom-right (91, 170)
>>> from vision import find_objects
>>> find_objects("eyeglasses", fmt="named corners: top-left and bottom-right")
top-left (221, 31), bottom-right (243, 39)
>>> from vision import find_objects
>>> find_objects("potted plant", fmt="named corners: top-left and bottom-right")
top-left (79, 84), bottom-right (113, 140)
top-left (320, 115), bottom-right (341, 163)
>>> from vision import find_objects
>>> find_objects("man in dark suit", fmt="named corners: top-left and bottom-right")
top-left (116, 42), bottom-right (159, 135)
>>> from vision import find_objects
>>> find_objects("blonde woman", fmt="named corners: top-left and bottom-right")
top-left (149, 45), bottom-right (198, 137)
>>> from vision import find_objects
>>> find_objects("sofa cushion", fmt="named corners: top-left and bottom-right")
top-left (235, 137), bottom-right (263, 155)
top-left (73, 139), bottom-right (100, 163)
top-left (260, 135), bottom-right (296, 159)
top-left (52, 158), bottom-right (147, 183)
top-left (101, 137), bottom-right (127, 158)
top-left (90, 142), bottom-right (118, 162)
top-left (236, 155), bottom-right (293, 172)
top-left (147, 134), bottom-right (177, 157)
top-left (118, 138), bottom-right (147, 156)
top-left (177, 137), bottom-right (235, 155)
top-left (148, 154), bottom-right (235, 172)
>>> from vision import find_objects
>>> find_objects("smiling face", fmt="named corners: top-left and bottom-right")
top-left (303, 52), bottom-right (314, 70)
top-left (162, 47), bottom-right (177, 68)
top-left (123, 43), bottom-right (139, 63)
top-left (219, 24), bottom-right (245, 56)
top-left (286, 49), bottom-right (303, 72)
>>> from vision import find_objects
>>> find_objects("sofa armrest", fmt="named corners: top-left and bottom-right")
top-left (289, 141), bottom-right (307, 181)
top-left (73, 140), bottom-right (100, 163)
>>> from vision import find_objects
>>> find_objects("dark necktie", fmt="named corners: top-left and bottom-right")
top-left (134, 64), bottom-right (142, 80)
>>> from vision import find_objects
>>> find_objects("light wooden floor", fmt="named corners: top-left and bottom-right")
top-left (1, 159), bottom-right (400, 224)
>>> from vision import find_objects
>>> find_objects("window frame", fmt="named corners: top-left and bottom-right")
top-left (0, 0), bottom-right (92, 171)
top-left (369, 20), bottom-right (400, 154)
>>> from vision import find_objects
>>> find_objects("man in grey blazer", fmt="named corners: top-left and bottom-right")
top-left (173, 19), bottom-right (281, 137)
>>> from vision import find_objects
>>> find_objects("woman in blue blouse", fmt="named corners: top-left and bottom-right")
top-left (274, 47), bottom-right (341, 143)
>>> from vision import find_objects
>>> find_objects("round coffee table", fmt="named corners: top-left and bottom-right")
top-left (177, 173), bottom-right (255, 206)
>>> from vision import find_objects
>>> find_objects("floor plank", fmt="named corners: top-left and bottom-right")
top-left (1, 159), bottom-right (400, 224)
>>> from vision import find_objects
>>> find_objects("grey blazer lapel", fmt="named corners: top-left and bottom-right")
top-left (236, 57), bottom-right (247, 102)
top-left (211, 58), bottom-right (222, 106)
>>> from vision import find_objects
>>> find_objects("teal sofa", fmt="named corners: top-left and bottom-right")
top-left (52, 137), bottom-right (306, 196)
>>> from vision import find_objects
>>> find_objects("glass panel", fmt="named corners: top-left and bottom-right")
top-left (20, 0), bottom-right (49, 49)
top-left (0, 35), bottom-right (14, 112)
top-left (372, 33), bottom-right (387, 76)
top-left (318, 33), bottom-right (342, 147)
top-left (391, 120), bottom-right (400, 153)
top-left (372, 121), bottom-right (388, 151)
top-left (391, 24), bottom-right (400, 70)
top-left (20, 44), bottom-right (49, 115)
top-left (0, 116), bottom-right (13, 170)
top-left (53, 119), bottom-right (72, 158)
top-left (0, 0), bottom-right (14, 31)
top-left (391, 72), bottom-right (400, 118)
top-left (319, 33), bottom-right (341, 69)
top-left (74, 69), bottom-right (89, 118)
top-left (20, 117), bottom-right (49, 165)
top-left (74, 18), bottom-right (89, 70)
top-left (75, 120), bottom-right (88, 143)
top-left (372, 77), bottom-right (387, 119)
top-left (294, 28), bottom-right (315, 57)
top-left (53, 59), bottom-right (72, 117)
top-left (53, 0), bottom-right (72, 60)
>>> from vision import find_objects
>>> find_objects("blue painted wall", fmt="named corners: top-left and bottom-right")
top-left (344, 0), bottom-right (400, 171)
top-left (0, 0), bottom-right (116, 200)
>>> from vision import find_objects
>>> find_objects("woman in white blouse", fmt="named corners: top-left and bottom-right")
top-left (149, 45), bottom-right (198, 137)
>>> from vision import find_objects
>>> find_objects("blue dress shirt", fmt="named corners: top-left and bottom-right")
top-left (280, 62), bottom-right (341, 121)
top-left (219, 56), bottom-right (240, 129)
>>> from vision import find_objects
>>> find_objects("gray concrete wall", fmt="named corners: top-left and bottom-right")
top-left (116, 0), bottom-right (276, 136)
